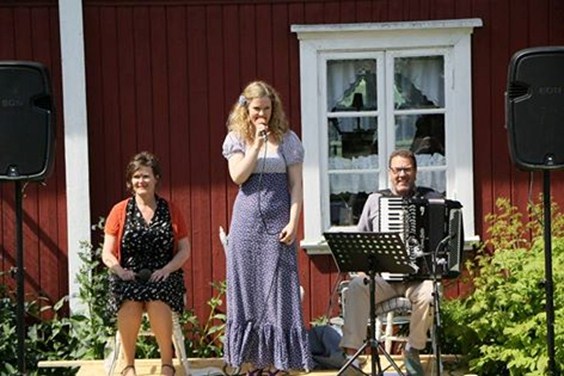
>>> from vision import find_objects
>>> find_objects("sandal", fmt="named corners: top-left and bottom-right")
top-left (266, 370), bottom-right (288, 376)
top-left (246, 369), bottom-right (263, 376)
top-left (161, 364), bottom-right (176, 375)
top-left (121, 365), bottom-right (136, 376)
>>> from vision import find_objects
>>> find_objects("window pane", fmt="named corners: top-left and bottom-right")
top-left (416, 169), bottom-right (446, 194)
top-left (326, 59), bottom-right (378, 227)
top-left (329, 117), bottom-right (378, 159)
top-left (329, 171), bottom-right (378, 195)
top-left (395, 113), bottom-right (447, 194)
top-left (395, 114), bottom-right (445, 157)
top-left (394, 56), bottom-right (444, 109)
top-left (329, 184), bottom-right (375, 226)
top-left (327, 59), bottom-right (377, 112)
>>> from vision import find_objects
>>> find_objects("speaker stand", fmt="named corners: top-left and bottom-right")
top-left (542, 171), bottom-right (557, 376)
top-left (430, 246), bottom-right (443, 376)
top-left (12, 181), bottom-right (27, 375)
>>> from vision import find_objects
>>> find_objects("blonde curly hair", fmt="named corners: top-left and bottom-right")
top-left (227, 80), bottom-right (289, 144)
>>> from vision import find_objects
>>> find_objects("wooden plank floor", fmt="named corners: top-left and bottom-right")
top-left (39, 355), bottom-right (470, 375)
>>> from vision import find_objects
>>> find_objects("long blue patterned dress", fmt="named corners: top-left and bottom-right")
top-left (222, 130), bottom-right (312, 371)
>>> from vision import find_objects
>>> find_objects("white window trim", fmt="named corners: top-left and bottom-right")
top-left (292, 19), bottom-right (483, 255)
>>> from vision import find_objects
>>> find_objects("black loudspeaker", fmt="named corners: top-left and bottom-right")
top-left (506, 46), bottom-right (564, 171)
top-left (0, 61), bottom-right (55, 181)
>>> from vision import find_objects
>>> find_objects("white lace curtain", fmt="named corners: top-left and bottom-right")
top-left (329, 154), bottom-right (446, 194)
top-left (327, 57), bottom-right (446, 195)
top-left (396, 57), bottom-right (444, 107)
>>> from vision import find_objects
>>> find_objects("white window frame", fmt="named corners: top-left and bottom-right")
top-left (292, 19), bottom-right (483, 254)
top-left (320, 51), bottom-right (385, 232)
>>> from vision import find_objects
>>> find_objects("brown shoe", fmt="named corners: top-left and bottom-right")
top-left (161, 364), bottom-right (176, 376)
top-left (121, 365), bottom-right (136, 376)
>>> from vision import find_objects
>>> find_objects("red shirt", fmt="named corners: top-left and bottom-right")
top-left (104, 198), bottom-right (188, 262)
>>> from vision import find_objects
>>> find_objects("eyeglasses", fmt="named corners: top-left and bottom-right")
top-left (389, 166), bottom-right (414, 175)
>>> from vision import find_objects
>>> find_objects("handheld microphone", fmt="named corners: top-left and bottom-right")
top-left (259, 129), bottom-right (268, 141)
top-left (136, 268), bottom-right (152, 282)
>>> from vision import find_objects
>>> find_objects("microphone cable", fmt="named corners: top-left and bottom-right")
top-left (253, 132), bottom-right (285, 325)
top-left (256, 136), bottom-right (285, 236)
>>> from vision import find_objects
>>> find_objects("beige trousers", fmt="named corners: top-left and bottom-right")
top-left (339, 274), bottom-right (434, 351)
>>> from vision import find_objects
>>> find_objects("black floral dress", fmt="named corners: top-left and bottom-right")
top-left (109, 197), bottom-right (186, 315)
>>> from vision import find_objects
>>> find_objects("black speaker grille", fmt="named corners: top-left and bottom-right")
top-left (506, 47), bottom-right (564, 170)
top-left (0, 61), bottom-right (54, 181)
top-left (507, 81), bottom-right (530, 99)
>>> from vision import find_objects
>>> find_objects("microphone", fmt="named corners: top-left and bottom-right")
top-left (259, 129), bottom-right (268, 141)
top-left (136, 268), bottom-right (152, 282)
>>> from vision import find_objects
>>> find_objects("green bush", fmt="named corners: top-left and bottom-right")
top-left (0, 275), bottom-right (81, 375)
top-left (0, 277), bottom-right (25, 375)
top-left (183, 280), bottom-right (227, 358)
top-left (441, 197), bottom-right (564, 375)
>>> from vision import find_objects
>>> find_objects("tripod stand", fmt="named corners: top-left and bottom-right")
top-left (324, 232), bottom-right (415, 376)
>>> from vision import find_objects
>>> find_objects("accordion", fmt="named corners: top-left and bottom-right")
top-left (379, 196), bottom-right (464, 280)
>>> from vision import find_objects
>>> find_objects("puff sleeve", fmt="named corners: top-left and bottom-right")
top-left (222, 131), bottom-right (246, 159)
top-left (281, 130), bottom-right (305, 166)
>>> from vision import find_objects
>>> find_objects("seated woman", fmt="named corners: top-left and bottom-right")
top-left (101, 151), bottom-right (190, 376)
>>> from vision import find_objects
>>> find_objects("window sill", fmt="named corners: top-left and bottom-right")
top-left (300, 238), bottom-right (332, 255)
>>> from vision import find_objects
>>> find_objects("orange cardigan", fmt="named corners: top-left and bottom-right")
top-left (104, 198), bottom-right (188, 262)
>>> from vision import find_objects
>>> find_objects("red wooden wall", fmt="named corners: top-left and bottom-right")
top-left (0, 1), bottom-right (67, 305)
top-left (1, 0), bottom-right (564, 327)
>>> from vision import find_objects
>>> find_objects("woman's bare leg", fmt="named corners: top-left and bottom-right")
top-left (146, 300), bottom-right (174, 375)
top-left (117, 300), bottom-right (144, 374)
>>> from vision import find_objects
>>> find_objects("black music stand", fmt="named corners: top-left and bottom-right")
top-left (324, 232), bottom-right (416, 376)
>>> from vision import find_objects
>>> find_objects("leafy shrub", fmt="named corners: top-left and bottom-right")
top-left (0, 275), bottom-right (80, 375)
top-left (0, 277), bottom-right (24, 375)
top-left (182, 280), bottom-right (227, 358)
top-left (441, 197), bottom-right (564, 375)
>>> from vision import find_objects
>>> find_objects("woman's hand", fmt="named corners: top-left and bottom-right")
top-left (113, 266), bottom-right (136, 281)
top-left (150, 267), bottom-right (172, 282)
top-left (279, 223), bottom-right (297, 245)
top-left (254, 122), bottom-right (269, 144)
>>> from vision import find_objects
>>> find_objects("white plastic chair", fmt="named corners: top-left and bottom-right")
top-left (374, 296), bottom-right (413, 354)
top-left (338, 279), bottom-right (414, 354)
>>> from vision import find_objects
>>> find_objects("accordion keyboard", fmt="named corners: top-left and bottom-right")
top-left (379, 197), bottom-right (405, 234)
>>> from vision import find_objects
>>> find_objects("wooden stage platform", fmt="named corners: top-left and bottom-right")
top-left (38, 355), bottom-right (470, 375)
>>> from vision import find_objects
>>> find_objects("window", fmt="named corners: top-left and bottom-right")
top-left (292, 19), bottom-right (482, 254)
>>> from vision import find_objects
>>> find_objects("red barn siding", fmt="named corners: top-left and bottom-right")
top-left (2, 0), bottom-right (564, 329)
top-left (0, 2), bottom-right (67, 307)
top-left (206, 4), bottom-right (230, 290)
